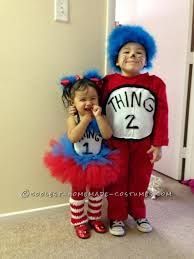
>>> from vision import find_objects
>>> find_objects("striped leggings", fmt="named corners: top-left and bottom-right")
top-left (70, 186), bottom-right (103, 226)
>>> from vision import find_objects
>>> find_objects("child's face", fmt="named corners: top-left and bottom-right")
top-left (116, 42), bottom-right (146, 76)
top-left (73, 86), bottom-right (99, 116)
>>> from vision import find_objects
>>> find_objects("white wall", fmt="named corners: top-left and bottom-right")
top-left (116, 0), bottom-right (192, 179)
top-left (0, 0), bottom-right (107, 214)
top-left (115, 0), bottom-right (137, 23)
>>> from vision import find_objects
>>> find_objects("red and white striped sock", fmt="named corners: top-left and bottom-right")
top-left (87, 194), bottom-right (103, 220)
top-left (69, 197), bottom-right (88, 226)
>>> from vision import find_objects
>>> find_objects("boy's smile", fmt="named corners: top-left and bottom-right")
top-left (116, 42), bottom-right (146, 77)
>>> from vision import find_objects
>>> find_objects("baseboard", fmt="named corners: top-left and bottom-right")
top-left (0, 203), bottom-right (69, 218)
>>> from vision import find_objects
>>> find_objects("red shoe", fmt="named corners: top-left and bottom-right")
top-left (89, 220), bottom-right (107, 233)
top-left (75, 224), bottom-right (90, 239)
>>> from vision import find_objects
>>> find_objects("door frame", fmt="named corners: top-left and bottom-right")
top-left (104, 0), bottom-right (116, 74)
top-left (183, 0), bottom-right (194, 180)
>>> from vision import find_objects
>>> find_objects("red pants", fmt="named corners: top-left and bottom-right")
top-left (106, 138), bottom-right (153, 220)
top-left (70, 186), bottom-right (103, 226)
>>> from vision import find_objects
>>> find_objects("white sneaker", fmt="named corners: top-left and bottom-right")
top-left (109, 220), bottom-right (125, 236)
top-left (136, 218), bottom-right (152, 233)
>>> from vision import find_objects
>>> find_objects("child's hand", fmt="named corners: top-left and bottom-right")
top-left (68, 105), bottom-right (77, 116)
top-left (92, 105), bottom-right (102, 118)
top-left (83, 112), bottom-right (93, 122)
top-left (147, 145), bottom-right (162, 164)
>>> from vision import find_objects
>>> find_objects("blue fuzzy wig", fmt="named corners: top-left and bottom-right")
top-left (108, 25), bottom-right (157, 72)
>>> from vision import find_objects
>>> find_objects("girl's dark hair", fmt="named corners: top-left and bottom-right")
top-left (62, 78), bottom-right (101, 108)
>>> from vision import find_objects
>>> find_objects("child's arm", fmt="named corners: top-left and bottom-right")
top-left (151, 77), bottom-right (168, 146)
top-left (92, 105), bottom-right (113, 139)
top-left (67, 115), bottom-right (92, 143)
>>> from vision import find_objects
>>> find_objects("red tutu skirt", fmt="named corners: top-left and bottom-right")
top-left (43, 137), bottom-right (121, 189)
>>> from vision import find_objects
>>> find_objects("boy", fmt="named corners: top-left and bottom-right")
top-left (103, 25), bottom-right (169, 235)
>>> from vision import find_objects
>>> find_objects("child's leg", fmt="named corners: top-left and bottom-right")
top-left (106, 174), bottom-right (128, 236)
top-left (106, 177), bottom-right (128, 221)
top-left (105, 140), bottom-right (129, 236)
top-left (87, 188), bottom-right (106, 233)
top-left (87, 188), bottom-right (103, 220)
top-left (70, 186), bottom-right (88, 226)
top-left (106, 140), bottom-right (129, 222)
top-left (127, 139), bottom-right (153, 220)
top-left (70, 186), bottom-right (90, 238)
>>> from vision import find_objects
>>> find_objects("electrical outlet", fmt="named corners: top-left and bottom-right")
top-left (54, 0), bottom-right (68, 22)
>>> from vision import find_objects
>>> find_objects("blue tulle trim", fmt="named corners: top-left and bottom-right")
top-left (51, 120), bottom-right (116, 169)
